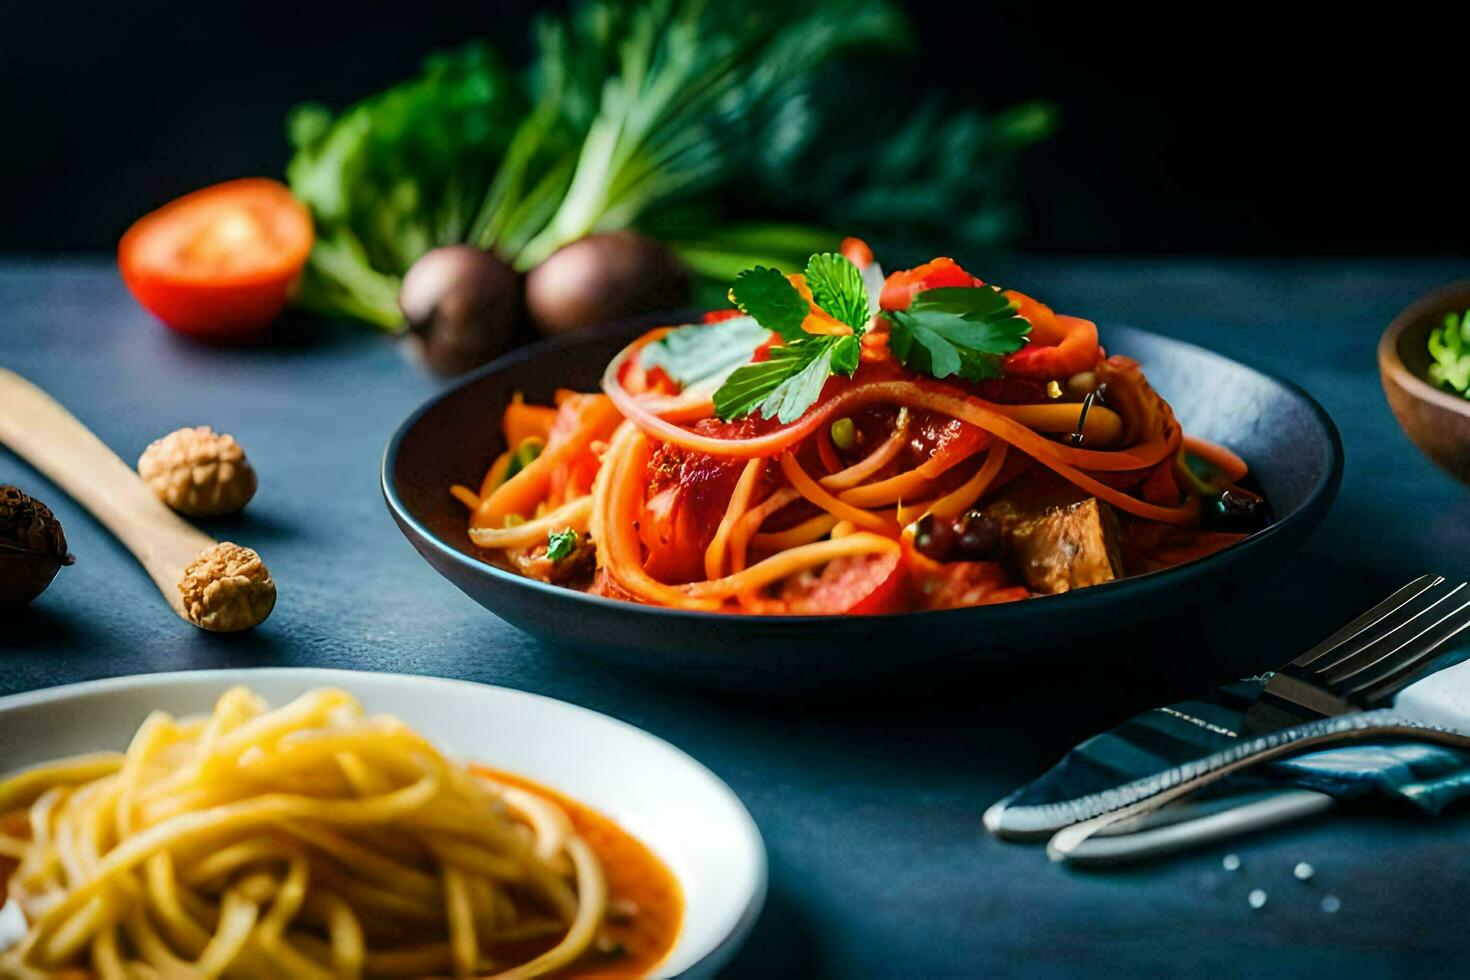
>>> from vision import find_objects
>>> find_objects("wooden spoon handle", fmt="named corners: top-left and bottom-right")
top-left (0, 368), bottom-right (217, 621)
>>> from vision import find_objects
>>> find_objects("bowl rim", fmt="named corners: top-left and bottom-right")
top-left (382, 318), bottom-right (1344, 627)
top-left (0, 667), bottom-right (769, 978)
top-left (1378, 278), bottom-right (1470, 420)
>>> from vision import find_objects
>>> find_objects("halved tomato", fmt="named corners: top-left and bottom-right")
top-left (777, 550), bottom-right (910, 615)
top-left (118, 178), bottom-right (313, 341)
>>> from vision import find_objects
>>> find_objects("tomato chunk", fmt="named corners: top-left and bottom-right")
top-left (1002, 314), bottom-right (1101, 380)
top-left (118, 178), bottom-right (313, 340)
top-left (778, 550), bottom-right (910, 615)
top-left (879, 257), bottom-right (984, 311)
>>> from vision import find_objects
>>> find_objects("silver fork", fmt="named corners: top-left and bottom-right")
top-left (1243, 574), bottom-right (1470, 734)
top-left (1048, 574), bottom-right (1470, 863)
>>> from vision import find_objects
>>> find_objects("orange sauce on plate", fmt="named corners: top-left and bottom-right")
top-left (474, 766), bottom-right (684, 979)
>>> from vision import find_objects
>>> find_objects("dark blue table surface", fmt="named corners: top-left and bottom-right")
top-left (4, 257), bottom-right (1470, 978)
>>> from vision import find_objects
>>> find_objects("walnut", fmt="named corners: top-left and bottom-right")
top-left (178, 542), bottom-right (275, 631)
top-left (0, 485), bottom-right (75, 603)
top-left (138, 426), bottom-right (257, 516)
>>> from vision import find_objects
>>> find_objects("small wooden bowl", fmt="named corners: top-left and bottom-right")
top-left (1379, 280), bottom-right (1470, 486)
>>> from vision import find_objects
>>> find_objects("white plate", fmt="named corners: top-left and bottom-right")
top-left (0, 668), bottom-right (766, 978)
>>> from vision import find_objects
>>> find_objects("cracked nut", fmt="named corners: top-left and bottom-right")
top-left (178, 542), bottom-right (275, 631)
top-left (138, 426), bottom-right (257, 517)
top-left (0, 485), bottom-right (75, 603)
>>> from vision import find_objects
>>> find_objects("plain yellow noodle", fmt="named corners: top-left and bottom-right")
top-left (0, 687), bottom-right (611, 978)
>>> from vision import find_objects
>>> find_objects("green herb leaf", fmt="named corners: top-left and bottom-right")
top-left (731, 267), bottom-right (810, 341)
top-left (546, 528), bottom-right (579, 560)
top-left (758, 343), bottom-right (839, 424)
top-left (285, 43), bottom-right (528, 329)
top-left (830, 334), bottom-right (861, 375)
top-left (1428, 309), bottom-right (1470, 398)
top-left (804, 253), bottom-right (870, 332)
top-left (861, 260), bottom-right (886, 313)
top-left (713, 334), bottom-right (859, 424)
top-left (640, 316), bottom-right (771, 387)
top-left (884, 286), bottom-right (1031, 381)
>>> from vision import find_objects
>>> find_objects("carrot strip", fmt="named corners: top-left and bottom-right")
top-left (779, 453), bottom-right (891, 532)
top-left (704, 459), bottom-right (764, 581)
top-left (1002, 402), bottom-right (1121, 442)
top-left (819, 411), bottom-right (910, 491)
top-left (681, 533), bottom-right (899, 599)
top-left (468, 496), bottom-right (592, 550)
top-left (1182, 435), bottom-right (1249, 482)
top-left (476, 396), bottom-right (621, 528)
top-left (750, 514), bottom-right (840, 552)
top-left (502, 395), bottom-right (558, 448)
top-left (450, 485), bottom-right (481, 511)
top-left (729, 489), bottom-right (799, 573)
top-left (478, 451), bottom-right (513, 499)
top-left (836, 468), bottom-right (928, 509)
top-left (929, 443), bottom-right (1009, 519)
top-left (816, 427), bottom-right (842, 474)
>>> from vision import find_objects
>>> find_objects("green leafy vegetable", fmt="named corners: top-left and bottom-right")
top-left (286, 44), bottom-right (527, 329)
top-left (713, 250), bottom-right (874, 423)
top-left (804, 253), bottom-right (871, 331)
top-left (885, 286), bottom-right (1031, 381)
top-left (1428, 309), bottom-right (1470, 397)
top-left (713, 335), bottom-right (859, 423)
top-left (283, 0), bottom-right (1052, 333)
top-left (546, 528), bottom-right (579, 560)
top-left (640, 315), bottom-right (770, 386)
top-left (730, 268), bottom-right (811, 341)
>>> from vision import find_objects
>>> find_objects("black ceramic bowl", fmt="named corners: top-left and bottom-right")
top-left (384, 317), bottom-right (1341, 693)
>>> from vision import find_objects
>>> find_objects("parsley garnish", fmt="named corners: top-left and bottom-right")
top-left (713, 334), bottom-right (861, 423)
top-left (804, 253), bottom-right (871, 332)
top-left (708, 252), bottom-right (1033, 423)
top-left (714, 254), bottom-right (870, 423)
top-left (546, 528), bottom-right (578, 560)
top-left (641, 315), bottom-right (769, 387)
top-left (1428, 309), bottom-right (1470, 398)
top-left (730, 266), bottom-right (812, 341)
top-left (885, 286), bottom-right (1031, 381)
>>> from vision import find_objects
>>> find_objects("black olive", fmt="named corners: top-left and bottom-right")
top-left (913, 514), bottom-right (957, 562)
top-left (400, 246), bottom-right (522, 376)
top-left (1211, 488), bottom-right (1272, 533)
top-left (954, 513), bottom-right (1003, 561)
top-left (525, 231), bottom-right (690, 337)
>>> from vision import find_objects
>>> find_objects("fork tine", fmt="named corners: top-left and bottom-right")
top-left (1311, 580), bottom-right (1464, 682)
top-left (1343, 599), bottom-right (1470, 703)
top-left (1290, 574), bottom-right (1443, 671)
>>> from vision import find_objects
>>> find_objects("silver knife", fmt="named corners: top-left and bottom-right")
top-left (1050, 788), bottom-right (1336, 866)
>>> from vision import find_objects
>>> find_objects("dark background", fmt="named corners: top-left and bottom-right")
top-left (3, 2), bottom-right (1465, 256)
